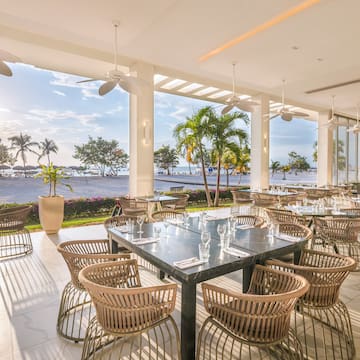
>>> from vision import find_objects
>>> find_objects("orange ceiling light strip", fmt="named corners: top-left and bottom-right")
top-left (199, 0), bottom-right (321, 62)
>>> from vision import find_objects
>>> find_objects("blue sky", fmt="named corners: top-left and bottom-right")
top-left (0, 64), bottom-right (317, 167)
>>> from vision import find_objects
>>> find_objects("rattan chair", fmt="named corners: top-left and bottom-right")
top-left (0, 205), bottom-right (32, 259)
top-left (197, 265), bottom-right (309, 359)
top-left (118, 196), bottom-right (148, 217)
top-left (162, 193), bottom-right (190, 211)
top-left (266, 208), bottom-right (311, 227)
top-left (56, 240), bottom-right (130, 342)
top-left (267, 249), bottom-right (356, 360)
top-left (233, 214), bottom-right (265, 227)
top-left (79, 260), bottom-right (180, 360)
top-left (230, 190), bottom-right (254, 206)
top-left (150, 209), bottom-right (182, 222)
top-left (251, 192), bottom-right (279, 208)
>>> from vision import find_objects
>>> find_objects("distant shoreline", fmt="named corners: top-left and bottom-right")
top-left (0, 172), bottom-right (317, 204)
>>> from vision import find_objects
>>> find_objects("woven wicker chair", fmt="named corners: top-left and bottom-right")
top-left (230, 190), bottom-right (254, 206)
top-left (162, 193), bottom-right (190, 211)
top-left (0, 205), bottom-right (32, 259)
top-left (79, 260), bottom-right (180, 360)
top-left (197, 265), bottom-right (309, 359)
top-left (233, 214), bottom-right (265, 227)
top-left (56, 240), bottom-right (130, 342)
top-left (267, 249), bottom-right (356, 360)
top-left (251, 192), bottom-right (279, 208)
top-left (118, 196), bottom-right (148, 217)
top-left (150, 209), bottom-right (182, 222)
top-left (266, 208), bottom-right (311, 227)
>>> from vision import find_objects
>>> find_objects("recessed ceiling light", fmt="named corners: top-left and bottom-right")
top-left (291, 46), bottom-right (300, 50)
top-left (317, 57), bottom-right (324, 62)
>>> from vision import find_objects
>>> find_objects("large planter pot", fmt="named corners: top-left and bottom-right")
top-left (38, 195), bottom-right (64, 234)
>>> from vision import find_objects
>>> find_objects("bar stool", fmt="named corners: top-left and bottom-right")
top-left (267, 249), bottom-right (356, 360)
top-left (79, 259), bottom-right (180, 359)
top-left (57, 240), bottom-right (130, 342)
top-left (197, 265), bottom-right (309, 359)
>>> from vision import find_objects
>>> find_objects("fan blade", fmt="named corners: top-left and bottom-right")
top-left (292, 110), bottom-right (309, 117)
top-left (0, 49), bottom-right (20, 63)
top-left (77, 78), bottom-right (98, 84)
top-left (222, 104), bottom-right (234, 115)
top-left (0, 61), bottom-right (12, 76)
top-left (118, 76), bottom-right (143, 95)
top-left (234, 101), bottom-right (254, 113)
top-left (99, 81), bottom-right (117, 96)
top-left (281, 112), bottom-right (293, 121)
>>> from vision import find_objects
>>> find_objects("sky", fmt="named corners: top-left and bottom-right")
top-left (0, 63), bottom-right (318, 167)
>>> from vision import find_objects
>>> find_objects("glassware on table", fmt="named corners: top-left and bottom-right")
top-left (228, 216), bottom-right (237, 233)
top-left (153, 225), bottom-right (161, 239)
top-left (201, 231), bottom-right (211, 246)
top-left (183, 211), bottom-right (190, 226)
top-left (136, 215), bottom-right (145, 234)
top-left (198, 242), bottom-right (210, 262)
top-left (268, 223), bottom-right (279, 238)
top-left (126, 219), bottom-right (135, 233)
top-left (163, 220), bottom-right (170, 235)
top-left (217, 224), bottom-right (227, 247)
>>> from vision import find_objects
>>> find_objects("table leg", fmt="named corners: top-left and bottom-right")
top-left (181, 282), bottom-right (197, 360)
top-left (243, 264), bottom-right (255, 293)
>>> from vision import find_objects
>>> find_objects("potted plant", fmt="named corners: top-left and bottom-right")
top-left (36, 163), bottom-right (73, 234)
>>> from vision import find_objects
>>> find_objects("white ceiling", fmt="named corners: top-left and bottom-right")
top-left (1, 0), bottom-right (360, 117)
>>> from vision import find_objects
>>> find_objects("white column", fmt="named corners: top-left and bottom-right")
top-left (317, 111), bottom-right (333, 186)
top-left (250, 95), bottom-right (270, 190)
top-left (129, 62), bottom-right (154, 197)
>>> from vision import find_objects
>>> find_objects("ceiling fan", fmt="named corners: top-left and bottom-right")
top-left (221, 63), bottom-right (259, 115)
top-left (323, 95), bottom-right (341, 129)
top-left (347, 105), bottom-right (360, 133)
top-left (77, 21), bottom-right (146, 96)
top-left (268, 80), bottom-right (309, 121)
top-left (0, 49), bottom-right (21, 77)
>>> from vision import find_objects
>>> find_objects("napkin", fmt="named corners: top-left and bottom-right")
top-left (223, 247), bottom-right (250, 257)
top-left (132, 237), bottom-right (159, 245)
top-left (236, 224), bottom-right (253, 230)
top-left (275, 234), bottom-right (302, 242)
top-left (173, 257), bottom-right (207, 269)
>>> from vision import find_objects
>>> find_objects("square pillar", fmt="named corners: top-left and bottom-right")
top-left (317, 111), bottom-right (333, 186)
top-left (250, 95), bottom-right (270, 190)
top-left (129, 62), bottom-right (154, 197)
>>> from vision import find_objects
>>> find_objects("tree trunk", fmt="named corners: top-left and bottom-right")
top-left (226, 169), bottom-right (229, 187)
top-left (199, 148), bottom-right (212, 207)
top-left (188, 162), bottom-right (192, 175)
top-left (214, 158), bottom-right (221, 207)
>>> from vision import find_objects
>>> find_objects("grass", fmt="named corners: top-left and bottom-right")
top-left (26, 201), bottom-right (233, 232)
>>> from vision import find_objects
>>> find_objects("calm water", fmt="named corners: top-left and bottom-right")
top-left (0, 171), bottom-right (316, 204)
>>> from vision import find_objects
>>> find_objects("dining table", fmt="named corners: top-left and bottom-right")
top-left (108, 215), bottom-right (308, 360)
top-left (136, 194), bottom-right (178, 215)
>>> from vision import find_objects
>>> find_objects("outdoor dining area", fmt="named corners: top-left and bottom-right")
top-left (0, 187), bottom-right (359, 360)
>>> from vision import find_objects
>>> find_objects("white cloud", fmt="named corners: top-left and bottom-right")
top-left (0, 107), bottom-right (10, 112)
top-left (53, 90), bottom-right (66, 97)
top-left (81, 88), bottom-right (103, 100)
top-left (169, 105), bottom-right (191, 121)
top-left (106, 105), bottom-right (124, 115)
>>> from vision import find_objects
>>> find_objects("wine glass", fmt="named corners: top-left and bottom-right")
top-left (137, 215), bottom-right (145, 234)
top-left (163, 219), bottom-right (170, 235)
top-left (201, 231), bottom-right (211, 246)
top-left (217, 223), bottom-right (227, 247)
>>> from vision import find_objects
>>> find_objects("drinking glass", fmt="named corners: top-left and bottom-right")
top-left (126, 218), bottom-right (134, 233)
top-left (183, 211), bottom-right (190, 226)
top-left (199, 243), bottom-right (210, 262)
top-left (137, 215), bottom-right (145, 234)
top-left (163, 220), bottom-right (170, 235)
top-left (153, 225), bottom-right (161, 239)
top-left (201, 231), bottom-right (211, 246)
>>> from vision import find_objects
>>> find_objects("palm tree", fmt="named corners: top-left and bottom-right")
top-left (235, 144), bottom-right (251, 184)
top-left (38, 138), bottom-right (58, 165)
top-left (174, 107), bottom-right (213, 207)
top-left (8, 133), bottom-right (39, 177)
top-left (206, 108), bottom-right (249, 206)
top-left (221, 148), bottom-right (238, 187)
top-left (270, 160), bottom-right (281, 176)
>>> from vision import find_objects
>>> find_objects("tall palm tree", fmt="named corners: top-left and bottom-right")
top-left (174, 107), bottom-right (213, 207)
top-left (207, 109), bottom-right (249, 206)
top-left (38, 138), bottom-right (58, 165)
top-left (8, 133), bottom-right (39, 177)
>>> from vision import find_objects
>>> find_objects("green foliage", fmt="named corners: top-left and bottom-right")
top-left (288, 151), bottom-right (310, 174)
top-left (0, 139), bottom-right (14, 166)
top-left (73, 136), bottom-right (129, 176)
top-left (154, 145), bottom-right (179, 175)
top-left (270, 160), bottom-right (281, 176)
top-left (35, 163), bottom-right (73, 196)
top-left (38, 138), bottom-right (58, 165)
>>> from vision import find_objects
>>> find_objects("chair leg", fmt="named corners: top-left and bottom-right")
top-left (196, 317), bottom-right (304, 360)
top-left (0, 230), bottom-right (32, 259)
top-left (57, 281), bottom-right (94, 342)
top-left (81, 316), bottom-right (180, 360)
top-left (292, 300), bottom-right (355, 360)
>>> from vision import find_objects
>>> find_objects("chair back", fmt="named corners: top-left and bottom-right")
top-left (79, 260), bottom-right (177, 335)
top-left (202, 265), bottom-right (308, 344)
top-left (230, 191), bottom-right (253, 205)
top-left (151, 210), bottom-right (182, 222)
top-left (0, 205), bottom-right (32, 231)
top-left (104, 215), bottom-right (137, 229)
top-left (57, 240), bottom-right (130, 289)
top-left (251, 193), bottom-right (278, 207)
top-left (234, 215), bottom-right (264, 227)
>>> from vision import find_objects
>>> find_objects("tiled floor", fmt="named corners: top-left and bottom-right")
top-left (0, 209), bottom-right (359, 359)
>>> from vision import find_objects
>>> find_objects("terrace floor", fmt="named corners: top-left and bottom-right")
top-left (0, 209), bottom-right (359, 359)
